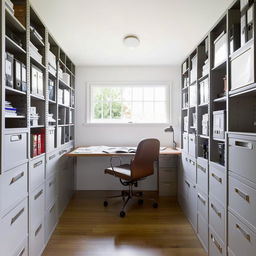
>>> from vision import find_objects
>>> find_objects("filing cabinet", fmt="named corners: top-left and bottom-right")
top-left (4, 131), bottom-right (28, 171)
top-left (45, 174), bottom-right (58, 211)
top-left (209, 228), bottom-right (226, 256)
top-left (197, 157), bottom-right (208, 194)
top-left (29, 155), bottom-right (45, 191)
top-left (183, 133), bottom-right (189, 154)
top-left (46, 149), bottom-right (60, 178)
top-left (45, 201), bottom-right (58, 244)
top-left (198, 214), bottom-right (208, 251)
top-left (188, 133), bottom-right (196, 157)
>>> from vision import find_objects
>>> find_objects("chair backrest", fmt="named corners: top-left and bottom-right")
top-left (130, 138), bottom-right (160, 180)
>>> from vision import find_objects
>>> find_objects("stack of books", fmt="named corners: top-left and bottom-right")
top-left (48, 44), bottom-right (57, 76)
top-left (30, 25), bottom-right (44, 43)
top-left (29, 41), bottom-right (43, 64)
top-left (5, 101), bottom-right (17, 117)
top-left (5, 0), bottom-right (14, 14)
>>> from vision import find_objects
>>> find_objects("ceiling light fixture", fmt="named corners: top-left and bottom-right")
top-left (123, 35), bottom-right (140, 49)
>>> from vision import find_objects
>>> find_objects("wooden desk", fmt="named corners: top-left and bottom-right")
top-left (66, 146), bottom-right (181, 195)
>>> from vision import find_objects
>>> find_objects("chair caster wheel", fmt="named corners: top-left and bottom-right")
top-left (120, 211), bottom-right (126, 218)
top-left (103, 201), bottom-right (108, 207)
top-left (138, 199), bottom-right (144, 205)
top-left (152, 202), bottom-right (158, 208)
top-left (139, 192), bottom-right (143, 196)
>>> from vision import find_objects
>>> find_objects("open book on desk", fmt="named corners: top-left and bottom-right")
top-left (102, 147), bottom-right (137, 154)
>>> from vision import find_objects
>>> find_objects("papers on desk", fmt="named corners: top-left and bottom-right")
top-left (72, 146), bottom-right (109, 154)
top-left (102, 147), bottom-right (136, 154)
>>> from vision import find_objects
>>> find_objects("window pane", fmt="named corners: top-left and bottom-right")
top-left (132, 87), bottom-right (143, 101)
top-left (102, 88), bottom-right (113, 102)
top-left (155, 87), bottom-right (166, 101)
top-left (143, 102), bottom-right (154, 122)
top-left (111, 102), bottom-right (122, 119)
top-left (132, 102), bottom-right (143, 121)
top-left (92, 87), bottom-right (102, 101)
top-left (123, 102), bottom-right (132, 119)
top-left (93, 102), bottom-right (102, 119)
top-left (103, 102), bottom-right (110, 119)
top-left (144, 87), bottom-right (154, 101)
top-left (111, 87), bottom-right (121, 101)
top-left (155, 101), bottom-right (166, 122)
top-left (122, 88), bottom-right (132, 101)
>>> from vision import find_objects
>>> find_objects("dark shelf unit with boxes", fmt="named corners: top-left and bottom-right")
top-left (179, 1), bottom-right (256, 255)
top-left (0, 1), bottom-right (76, 255)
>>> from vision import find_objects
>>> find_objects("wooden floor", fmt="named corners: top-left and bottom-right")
top-left (43, 191), bottom-right (206, 256)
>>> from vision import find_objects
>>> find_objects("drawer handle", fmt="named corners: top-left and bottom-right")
top-left (235, 188), bottom-right (250, 202)
top-left (34, 189), bottom-right (43, 200)
top-left (235, 141), bottom-right (253, 150)
top-left (10, 172), bottom-right (24, 185)
top-left (34, 160), bottom-right (43, 168)
top-left (211, 234), bottom-right (222, 253)
top-left (211, 173), bottom-right (222, 183)
top-left (185, 157), bottom-right (188, 162)
top-left (197, 164), bottom-right (206, 173)
top-left (11, 208), bottom-right (25, 225)
top-left (35, 223), bottom-right (42, 237)
top-left (10, 134), bottom-right (22, 142)
top-left (211, 203), bottom-right (221, 218)
top-left (185, 180), bottom-right (190, 187)
top-left (49, 179), bottom-right (56, 187)
top-left (236, 224), bottom-right (251, 241)
top-left (49, 154), bottom-right (56, 160)
top-left (50, 204), bottom-right (55, 213)
top-left (18, 248), bottom-right (25, 256)
top-left (197, 193), bottom-right (206, 204)
top-left (59, 149), bottom-right (68, 155)
top-left (189, 159), bottom-right (195, 166)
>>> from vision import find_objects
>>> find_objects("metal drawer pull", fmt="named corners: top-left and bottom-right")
top-left (185, 157), bottom-right (188, 162)
top-left (236, 224), bottom-right (251, 241)
top-left (211, 234), bottom-right (222, 253)
top-left (10, 135), bottom-right (22, 142)
top-left (34, 160), bottom-right (43, 168)
top-left (59, 149), bottom-right (68, 155)
top-left (185, 180), bottom-right (190, 187)
top-left (34, 189), bottom-right (43, 200)
top-left (235, 141), bottom-right (253, 150)
top-left (235, 188), bottom-right (250, 202)
top-left (211, 173), bottom-right (222, 183)
top-left (10, 172), bottom-right (24, 185)
top-left (11, 208), bottom-right (25, 225)
top-left (35, 224), bottom-right (42, 237)
top-left (198, 194), bottom-right (206, 204)
top-left (18, 248), bottom-right (25, 256)
top-left (197, 164), bottom-right (206, 173)
top-left (189, 159), bottom-right (195, 166)
top-left (49, 179), bottom-right (56, 187)
top-left (211, 203), bottom-right (221, 218)
top-left (49, 154), bottom-right (56, 160)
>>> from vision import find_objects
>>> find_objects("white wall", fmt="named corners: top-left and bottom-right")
top-left (75, 66), bottom-right (181, 190)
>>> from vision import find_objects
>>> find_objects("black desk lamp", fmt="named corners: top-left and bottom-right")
top-left (164, 125), bottom-right (176, 149)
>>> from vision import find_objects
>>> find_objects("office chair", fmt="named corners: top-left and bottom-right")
top-left (103, 138), bottom-right (160, 217)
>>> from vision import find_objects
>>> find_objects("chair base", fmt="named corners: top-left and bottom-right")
top-left (103, 181), bottom-right (158, 217)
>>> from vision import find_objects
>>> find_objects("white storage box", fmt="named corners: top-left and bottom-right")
top-left (184, 116), bottom-right (188, 132)
top-left (202, 114), bottom-right (209, 136)
top-left (48, 126), bottom-right (55, 152)
top-left (231, 44), bottom-right (254, 91)
top-left (190, 55), bottom-right (197, 83)
top-left (213, 110), bottom-right (225, 139)
top-left (57, 127), bottom-right (62, 146)
top-left (62, 73), bottom-right (70, 86)
top-left (214, 32), bottom-right (227, 67)
top-left (30, 114), bottom-right (39, 127)
top-left (64, 89), bottom-right (70, 106)
top-left (189, 85), bottom-right (197, 107)
top-left (199, 78), bottom-right (209, 105)
top-left (58, 88), bottom-right (63, 104)
top-left (48, 51), bottom-right (56, 70)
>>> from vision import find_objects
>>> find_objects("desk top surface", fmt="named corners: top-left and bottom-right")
top-left (66, 146), bottom-right (181, 157)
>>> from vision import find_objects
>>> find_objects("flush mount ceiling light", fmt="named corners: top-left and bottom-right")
top-left (123, 35), bottom-right (140, 49)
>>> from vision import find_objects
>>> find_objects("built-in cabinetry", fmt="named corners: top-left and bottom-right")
top-left (179, 0), bottom-right (256, 255)
top-left (0, 1), bottom-right (76, 255)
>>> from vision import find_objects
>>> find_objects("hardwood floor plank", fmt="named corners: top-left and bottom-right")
top-left (43, 191), bottom-right (206, 256)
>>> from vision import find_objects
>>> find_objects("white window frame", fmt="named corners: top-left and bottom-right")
top-left (86, 82), bottom-right (172, 125)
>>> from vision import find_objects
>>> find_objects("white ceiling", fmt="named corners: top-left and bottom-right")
top-left (30, 0), bottom-right (233, 66)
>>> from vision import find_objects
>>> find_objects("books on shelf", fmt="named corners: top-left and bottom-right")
top-left (5, 100), bottom-right (17, 117)
top-left (30, 42), bottom-right (43, 64)
top-left (30, 106), bottom-right (39, 127)
top-left (5, 0), bottom-right (14, 14)
top-left (31, 129), bottom-right (45, 157)
top-left (202, 59), bottom-right (209, 77)
top-left (199, 77), bottom-right (209, 105)
top-left (30, 25), bottom-right (44, 42)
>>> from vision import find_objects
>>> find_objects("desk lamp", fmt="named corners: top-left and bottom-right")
top-left (164, 125), bottom-right (176, 149)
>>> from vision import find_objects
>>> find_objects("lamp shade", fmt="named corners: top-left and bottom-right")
top-left (164, 125), bottom-right (174, 132)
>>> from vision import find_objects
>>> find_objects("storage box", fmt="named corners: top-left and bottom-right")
top-left (48, 126), bottom-right (55, 152)
top-left (231, 44), bottom-right (254, 90)
top-left (63, 89), bottom-right (70, 106)
top-left (190, 55), bottom-right (197, 83)
top-left (213, 110), bottom-right (226, 139)
top-left (48, 79), bottom-right (55, 101)
top-left (31, 65), bottom-right (44, 97)
top-left (182, 61), bottom-right (188, 74)
top-left (199, 78), bottom-right (209, 105)
top-left (57, 127), bottom-right (62, 146)
top-left (214, 32), bottom-right (227, 67)
top-left (202, 114), bottom-right (209, 136)
top-left (184, 116), bottom-right (188, 132)
top-left (58, 88), bottom-right (63, 104)
top-left (62, 73), bottom-right (70, 86)
top-left (189, 85), bottom-right (197, 107)
top-left (48, 51), bottom-right (56, 70)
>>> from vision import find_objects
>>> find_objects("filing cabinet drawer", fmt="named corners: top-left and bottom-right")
top-left (197, 190), bottom-right (208, 221)
top-left (197, 157), bottom-right (208, 193)
top-left (228, 212), bottom-right (256, 256)
top-left (181, 153), bottom-right (189, 172)
top-left (197, 214), bottom-right (208, 252)
top-left (15, 239), bottom-right (28, 256)
top-left (183, 133), bottom-right (189, 154)
top-left (209, 196), bottom-right (225, 242)
top-left (46, 150), bottom-right (59, 178)
top-left (209, 164), bottom-right (226, 206)
top-left (229, 135), bottom-right (256, 183)
top-left (29, 220), bottom-right (45, 256)
top-left (159, 156), bottom-right (177, 168)
top-left (45, 201), bottom-right (57, 243)
top-left (4, 132), bottom-right (27, 171)
top-left (0, 199), bottom-right (28, 256)
top-left (188, 133), bottom-right (196, 157)
top-left (229, 176), bottom-right (256, 230)
top-left (209, 228), bottom-right (225, 256)
top-left (186, 156), bottom-right (196, 184)
top-left (46, 174), bottom-right (58, 210)
top-left (0, 163), bottom-right (28, 213)
top-left (29, 155), bottom-right (45, 191)
top-left (29, 184), bottom-right (45, 230)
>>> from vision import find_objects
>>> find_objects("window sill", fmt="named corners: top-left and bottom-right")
top-left (83, 122), bottom-right (169, 127)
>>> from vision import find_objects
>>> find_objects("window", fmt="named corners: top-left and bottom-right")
top-left (88, 83), bottom-right (170, 123)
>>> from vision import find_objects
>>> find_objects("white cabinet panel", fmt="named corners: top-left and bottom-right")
top-left (29, 156), bottom-right (45, 192)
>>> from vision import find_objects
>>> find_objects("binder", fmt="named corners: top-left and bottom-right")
top-left (37, 69), bottom-right (43, 96)
top-left (14, 59), bottom-right (22, 90)
top-left (31, 134), bottom-right (38, 157)
top-left (31, 66), bottom-right (38, 95)
top-left (5, 52), bottom-right (14, 88)
top-left (21, 64), bottom-right (27, 92)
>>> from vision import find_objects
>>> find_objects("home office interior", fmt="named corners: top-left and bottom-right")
top-left (1, 0), bottom-right (255, 255)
